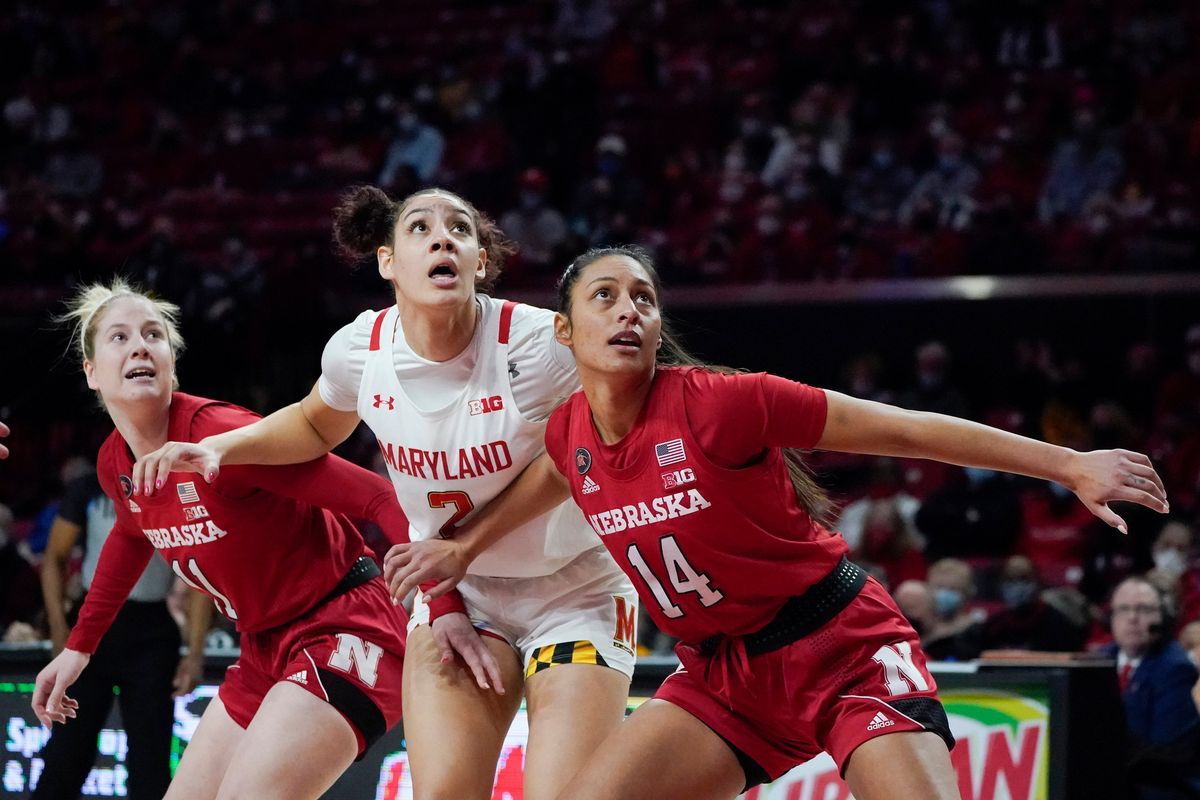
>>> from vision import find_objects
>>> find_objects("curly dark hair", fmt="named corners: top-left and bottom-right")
top-left (332, 185), bottom-right (516, 294)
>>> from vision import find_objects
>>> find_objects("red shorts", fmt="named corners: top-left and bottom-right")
top-left (219, 576), bottom-right (407, 757)
top-left (658, 577), bottom-right (951, 784)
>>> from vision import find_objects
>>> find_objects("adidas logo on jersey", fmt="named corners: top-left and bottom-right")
top-left (866, 711), bottom-right (895, 731)
top-left (581, 475), bottom-right (601, 494)
top-left (286, 670), bottom-right (308, 686)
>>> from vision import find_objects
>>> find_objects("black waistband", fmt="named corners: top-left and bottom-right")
top-left (319, 556), bottom-right (381, 607)
top-left (700, 556), bottom-right (867, 658)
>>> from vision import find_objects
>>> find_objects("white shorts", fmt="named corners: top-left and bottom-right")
top-left (410, 546), bottom-right (638, 679)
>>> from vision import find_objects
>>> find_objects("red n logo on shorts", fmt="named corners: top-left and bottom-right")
top-left (328, 633), bottom-right (383, 688)
top-left (612, 596), bottom-right (637, 655)
top-left (872, 642), bottom-right (929, 696)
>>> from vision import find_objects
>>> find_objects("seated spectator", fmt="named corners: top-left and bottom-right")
top-left (1100, 577), bottom-right (1200, 799)
top-left (899, 341), bottom-right (970, 418)
top-left (899, 130), bottom-right (979, 231)
top-left (1148, 520), bottom-right (1200, 633)
top-left (852, 500), bottom-right (927, 588)
top-left (1017, 479), bottom-right (1104, 585)
top-left (917, 467), bottom-right (1022, 560)
top-left (981, 555), bottom-right (1088, 652)
top-left (835, 457), bottom-right (921, 553)
top-left (845, 135), bottom-right (915, 225)
top-left (0, 503), bottom-right (41, 639)
top-left (1039, 104), bottom-right (1123, 223)
top-left (378, 102), bottom-right (445, 186)
top-left (923, 558), bottom-right (986, 662)
top-left (499, 168), bottom-right (569, 274)
top-left (892, 579), bottom-right (935, 638)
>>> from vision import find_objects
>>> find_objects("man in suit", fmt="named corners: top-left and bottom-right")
top-left (1102, 576), bottom-right (1200, 799)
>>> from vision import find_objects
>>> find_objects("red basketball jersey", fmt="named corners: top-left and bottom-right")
top-left (69, 393), bottom-right (407, 653)
top-left (546, 367), bottom-right (849, 644)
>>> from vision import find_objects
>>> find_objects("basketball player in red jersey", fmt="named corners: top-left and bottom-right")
top-left (32, 279), bottom-right (484, 799)
top-left (131, 189), bottom-right (639, 800)
top-left (388, 245), bottom-right (1170, 799)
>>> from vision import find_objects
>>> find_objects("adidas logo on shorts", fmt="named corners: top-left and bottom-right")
top-left (286, 670), bottom-right (308, 686)
top-left (866, 711), bottom-right (895, 731)
top-left (581, 475), bottom-right (601, 495)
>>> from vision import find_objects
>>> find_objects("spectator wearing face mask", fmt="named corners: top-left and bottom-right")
top-left (1039, 104), bottom-right (1123, 224)
top-left (1149, 521), bottom-right (1200, 634)
top-left (981, 555), bottom-right (1088, 652)
top-left (845, 136), bottom-right (916, 225)
top-left (499, 168), bottom-right (569, 274)
top-left (898, 131), bottom-right (980, 231)
top-left (922, 559), bottom-right (985, 661)
top-left (378, 102), bottom-right (445, 186)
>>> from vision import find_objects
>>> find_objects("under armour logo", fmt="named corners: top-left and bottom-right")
top-left (508, 361), bottom-right (519, 379)
top-left (373, 395), bottom-right (395, 410)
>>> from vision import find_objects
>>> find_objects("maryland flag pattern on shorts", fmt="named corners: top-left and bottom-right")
top-left (525, 641), bottom-right (609, 678)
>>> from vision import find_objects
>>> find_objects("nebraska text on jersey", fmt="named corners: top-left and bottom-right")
top-left (142, 520), bottom-right (229, 548)
top-left (376, 438), bottom-right (514, 480)
top-left (587, 489), bottom-right (712, 535)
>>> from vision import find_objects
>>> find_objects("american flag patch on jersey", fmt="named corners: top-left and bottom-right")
top-left (177, 482), bottom-right (201, 504)
top-left (655, 438), bottom-right (686, 467)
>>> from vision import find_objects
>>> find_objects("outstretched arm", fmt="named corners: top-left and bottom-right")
top-left (385, 451), bottom-right (570, 601)
top-left (133, 383), bottom-right (359, 495)
top-left (818, 390), bottom-right (1169, 532)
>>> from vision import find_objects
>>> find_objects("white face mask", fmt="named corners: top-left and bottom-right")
top-left (1153, 548), bottom-right (1188, 578)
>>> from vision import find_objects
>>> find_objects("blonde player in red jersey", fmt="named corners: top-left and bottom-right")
top-left (133, 188), bottom-right (639, 800)
top-left (31, 279), bottom-right (489, 800)
top-left (388, 245), bottom-right (1170, 800)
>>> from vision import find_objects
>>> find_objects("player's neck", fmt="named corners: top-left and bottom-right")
top-left (108, 398), bottom-right (171, 459)
top-left (581, 366), bottom-right (655, 445)
top-left (397, 298), bottom-right (478, 362)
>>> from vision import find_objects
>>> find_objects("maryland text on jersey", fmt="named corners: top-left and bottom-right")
top-left (142, 520), bottom-right (230, 549)
top-left (376, 438), bottom-right (515, 480)
top-left (585, 489), bottom-right (712, 536)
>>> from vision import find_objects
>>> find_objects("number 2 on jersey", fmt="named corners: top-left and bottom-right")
top-left (627, 535), bottom-right (723, 618)
top-left (428, 490), bottom-right (475, 538)
top-left (172, 558), bottom-right (238, 620)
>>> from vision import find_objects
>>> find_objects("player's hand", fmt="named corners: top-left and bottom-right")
top-left (172, 651), bottom-right (204, 698)
top-left (384, 539), bottom-right (470, 604)
top-left (1067, 449), bottom-right (1168, 533)
top-left (431, 612), bottom-right (505, 695)
top-left (0, 420), bottom-right (10, 459)
top-left (133, 440), bottom-right (221, 496)
top-left (32, 649), bottom-right (88, 727)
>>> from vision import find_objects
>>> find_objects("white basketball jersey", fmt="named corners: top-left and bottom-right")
top-left (358, 297), bottom-right (597, 577)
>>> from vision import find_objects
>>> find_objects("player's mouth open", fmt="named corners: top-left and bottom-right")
top-left (125, 367), bottom-right (156, 381)
top-left (608, 331), bottom-right (642, 349)
top-left (428, 261), bottom-right (457, 285)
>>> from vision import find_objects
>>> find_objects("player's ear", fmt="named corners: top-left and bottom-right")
top-left (554, 312), bottom-right (573, 347)
top-left (83, 359), bottom-right (98, 390)
top-left (377, 246), bottom-right (394, 281)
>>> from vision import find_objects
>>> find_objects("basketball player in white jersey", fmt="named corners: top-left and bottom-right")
top-left (133, 186), bottom-right (638, 799)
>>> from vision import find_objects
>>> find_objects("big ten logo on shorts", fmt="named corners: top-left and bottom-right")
top-left (612, 595), bottom-right (637, 655)
top-left (660, 467), bottom-right (696, 490)
top-left (468, 395), bottom-right (504, 416)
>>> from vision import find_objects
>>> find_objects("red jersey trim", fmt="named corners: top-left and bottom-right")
top-left (498, 301), bottom-right (518, 344)
top-left (368, 309), bottom-right (390, 352)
